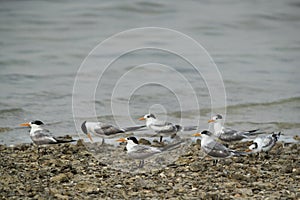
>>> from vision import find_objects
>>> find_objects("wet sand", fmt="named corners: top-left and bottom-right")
top-left (0, 140), bottom-right (299, 199)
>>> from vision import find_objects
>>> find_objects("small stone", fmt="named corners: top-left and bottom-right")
top-left (114, 184), bottom-right (123, 188)
top-left (138, 138), bottom-right (151, 145)
top-left (50, 173), bottom-right (69, 183)
top-left (54, 194), bottom-right (69, 200)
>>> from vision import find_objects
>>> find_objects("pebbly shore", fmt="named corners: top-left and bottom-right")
top-left (0, 139), bottom-right (299, 199)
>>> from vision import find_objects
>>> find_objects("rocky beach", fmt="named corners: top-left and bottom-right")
top-left (0, 139), bottom-right (299, 199)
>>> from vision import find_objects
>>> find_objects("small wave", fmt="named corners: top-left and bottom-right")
top-left (0, 127), bottom-right (12, 133)
top-left (226, 121), bottom-right (300, 130)
top-left (225, 96), bottom-right (300, 111)
top-left (0, 108), bottom-right (24, 115)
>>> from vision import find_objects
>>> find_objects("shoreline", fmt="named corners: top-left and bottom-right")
top-left (0, 140), bottom-right (299, 199)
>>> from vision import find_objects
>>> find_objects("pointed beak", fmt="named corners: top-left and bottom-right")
top-left (86, 133), bottom-right (93, 142)
top-left (208, 119), bottom-right (215, 123)
top-left (193, 133), bottom-right (201, 137)
top-left (117, 138), bottom-right (127, 143)
top-left (20, 123), bottom-right (30, 127)
top-left (245, 149), bottom-right (252, 152)
top-left (138, 117), bottom-right (145, 121)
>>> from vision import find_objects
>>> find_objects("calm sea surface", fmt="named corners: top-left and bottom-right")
top-left (0, 0), bottom-right (299, 144)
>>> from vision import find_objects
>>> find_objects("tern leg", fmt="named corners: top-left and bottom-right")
top-left (213, 159), bottom-right (218, 166)
top-left (138, 160), bottom-right (144, 168)
top-left (101, 138), bottom-right (105, 145)
top-left (159, 136), bottom-right (163, 143)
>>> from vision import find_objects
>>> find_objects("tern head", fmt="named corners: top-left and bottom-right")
top-left (193, 130), bottom-right (213, 137)
top-left (138, 113), bottom-right (156, 121)
top-left (20, 120), bottom-right (44, 128)
top-left (208, 114), bottom-right (223, 123)
top-left (272, 131), bottom-right (281, 142)
top-left (246, 142), bottom-right (259, 153)
top-left (117, 136), bottom-right (139, 144)
top-left (81, 121), bottom-right (93, 142)
top-left (117, 137), bottom-right (139, 151)
top-left (248, 142), bottom-right (258, 151)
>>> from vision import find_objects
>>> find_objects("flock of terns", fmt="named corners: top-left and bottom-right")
top-left (20, 114), bottom-right (281, 168)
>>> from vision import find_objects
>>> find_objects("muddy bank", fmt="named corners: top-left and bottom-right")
top-left (0, 140), bottom-right (299, 199)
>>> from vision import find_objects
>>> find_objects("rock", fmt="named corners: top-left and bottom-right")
top-left (75, 181), bottom-right (100, 194)
top-left (138, 138), bottom-right (151, 145)
top-left (0, 141), bottom-right (299, 199)
top-left (50, 173), bottom-right (69, 183)
top-left (293, 135), bottom-right (300, 141)
top-left (54, 193), bottom-right (69, 200)
top-left (114, 184), bottom-right (123, 188)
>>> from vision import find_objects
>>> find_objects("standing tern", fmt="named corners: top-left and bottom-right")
top-left (138, 113), bottom-right (183, 142)
top-left (81, 121), bottom-right (146, 144)
top-left (20, 120), bottom-right (75, 145)
top-left (117, 136), bottom-right (184, 168)
top-left (193, 130), bottom-right (249, 161)
top-left (208, 114), bottom-right (262, 142)
top-left (247, 132), bottom-right (281, 153)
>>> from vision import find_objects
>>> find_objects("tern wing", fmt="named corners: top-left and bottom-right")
top-left (219, 128), bottom-right (247, 142)
top-left (132, 145), bottom-right (161, 154)
top-left (94, 126), bottom-right (124, 136)
top-left (31, 129), bottom-right (57, 144)
top-left (150, 121), bottom-right (178, 133)
top-left (182, 125), bottom-right (198, 131)
top-left (203, 141), bottom-right (232, 158)
top-left (261, 135), bottom-right (275, 149)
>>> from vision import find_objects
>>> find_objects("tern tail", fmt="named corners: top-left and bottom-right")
top-left (182, 125), bottom-right (198, 131)
top-left (161, 139), bottom-right (186, 152)
top-left (122, 125), bottom-right (146, 132)
top-left (53, 136), bottom-right (76, 144)
top-left (244, 129), bottom-right (266, 135)
top-left (232, 150), bottom-right (251, 156)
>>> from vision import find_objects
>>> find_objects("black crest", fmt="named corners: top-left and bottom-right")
top-left (147, 113), bottom-right (156, 119)
top-left (216, 114), bottom-right (223, 119)
top-left (127, 136), bottom-right (139, 144)
top-left (31, 120), bottom-right (44, 125)
top-left (201, 130), bottom-right (212, 136)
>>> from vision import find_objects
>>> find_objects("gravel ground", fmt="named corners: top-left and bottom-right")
top-left (0, 139), bottom-right (299, 199)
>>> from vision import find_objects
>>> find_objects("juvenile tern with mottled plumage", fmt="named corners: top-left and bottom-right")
top-left (247, 132), bottom-right (281, 153)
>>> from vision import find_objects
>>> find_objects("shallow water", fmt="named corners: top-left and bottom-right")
top-left (0, 0), bottom-right (299, 144)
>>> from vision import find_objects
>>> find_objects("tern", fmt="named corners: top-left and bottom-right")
top-left (139, 113), bottom-right (183, 142)
top-left (117, 136), bottom-right (184, 168)
top-left (81, 121), bottom-right (146, 144)
top-left (247, 132), bottom-right (281, 153)
top-left (20, 120), bottom-right (75, 145)
top-left (208, 114), bottom-right (262, 142)
top-left (193, 130), bottom-right (249, 162)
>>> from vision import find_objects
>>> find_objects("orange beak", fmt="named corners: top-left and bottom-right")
top-left (20, 123), bottom-right (30, 127)
top-left (208, 119), bottom-right (215, 123)
top-left (245, 149), bottom-right (252, 152)
top-left (193, 133), bottom-right (201, 137)
top-left (86, 133), bottom-right (94, 142)
top-left (117, 138), bottom-right (127, 143)
top-left (138, 117), bottom-right (145, 121)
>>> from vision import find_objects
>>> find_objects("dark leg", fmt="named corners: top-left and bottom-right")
top-left (213, 159), bottom-right (218, 166)
top-left (139, 160), bottom-right (144, 168)
top-left (160, 136), bottom-right (163, 143)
